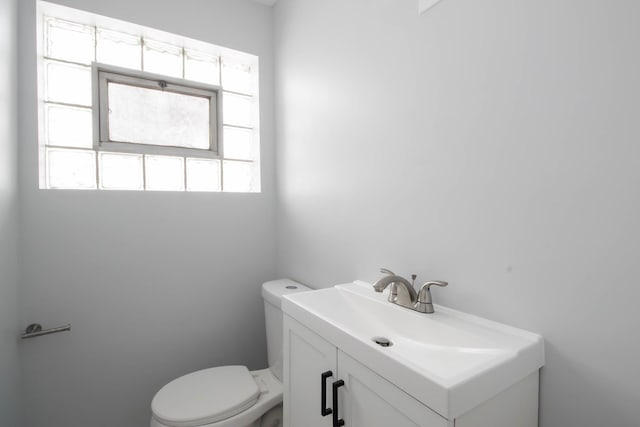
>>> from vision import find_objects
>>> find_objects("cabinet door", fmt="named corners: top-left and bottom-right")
top-left (336, 351), bottom-right (450, 427)
top-left (283, 315), bottom-right (337, 427)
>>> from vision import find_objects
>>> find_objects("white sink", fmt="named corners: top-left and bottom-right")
top-left (282, 281), bottom-right (544, 419)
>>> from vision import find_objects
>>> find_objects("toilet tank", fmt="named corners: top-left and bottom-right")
top-left (262, 279), bottom-right (311, 381)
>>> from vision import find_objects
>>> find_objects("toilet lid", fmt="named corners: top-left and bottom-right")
top-left (152, 365), bottom-right (260, 427)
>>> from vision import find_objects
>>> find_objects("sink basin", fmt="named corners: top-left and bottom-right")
top-left (282, 281), bottom-right (544, 419)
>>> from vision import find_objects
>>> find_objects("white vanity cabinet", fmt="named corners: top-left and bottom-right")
top-left (337, 350), bottom-right (449, 427)
top-left (283, 315), bottom-right (450, 427)
top-left (282, 282), bottom-right (543, 427)
top-left (283, 315), bottom-right (336, 427)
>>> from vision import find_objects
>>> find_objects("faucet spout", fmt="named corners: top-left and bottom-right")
top-left (372, 275), bottom-right (393, 292)
top-left (372, 275), bottom-right (418, 304)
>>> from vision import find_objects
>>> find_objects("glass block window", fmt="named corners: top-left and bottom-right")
top-left (40, 12), bottom-right (260, 192)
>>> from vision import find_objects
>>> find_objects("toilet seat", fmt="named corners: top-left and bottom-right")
top-left (151, 368), bottom-right (283, 427)
top-left (151, 366), bottom-right (260, 427)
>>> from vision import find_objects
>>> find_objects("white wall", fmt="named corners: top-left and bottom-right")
top-left (18, 1), bottom-right (275, 426)
top-left (0, 0), bottom-right (20, 425)
top-left (274, 0), bottom-right (640, 426)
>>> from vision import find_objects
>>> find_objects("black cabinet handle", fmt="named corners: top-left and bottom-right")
top-left (321, 371), bottom-right (333, 416)
top-left (332, 379), bottom-right (345, 427)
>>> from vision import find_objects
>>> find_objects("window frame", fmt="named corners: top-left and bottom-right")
top-left (37, 0), bottom-right (263, 193)
top-left (93, 63), bottom-right (223, 160)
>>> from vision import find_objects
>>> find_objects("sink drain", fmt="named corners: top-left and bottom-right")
top-left (372, 336), bottom-right (393, 347)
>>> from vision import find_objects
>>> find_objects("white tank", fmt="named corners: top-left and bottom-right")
top-left (261, 279), bottom-right (310, 381)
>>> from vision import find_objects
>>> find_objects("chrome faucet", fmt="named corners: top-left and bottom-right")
top-left (373, 268), bottom-right (448, 314)
top-left (372, 269), bottom-right (418, 310)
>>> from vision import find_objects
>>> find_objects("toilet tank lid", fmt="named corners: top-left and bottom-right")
top-left (151, 366), bottom-right (259, 427)
top-left (262, 279), bottom-right (311, 310)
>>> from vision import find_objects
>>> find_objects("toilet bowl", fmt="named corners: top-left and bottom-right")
top-left (150, 280), bottom-right (310, 427)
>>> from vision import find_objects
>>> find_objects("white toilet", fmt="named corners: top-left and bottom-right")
top-left (151, 279), bottom-right (310, 427)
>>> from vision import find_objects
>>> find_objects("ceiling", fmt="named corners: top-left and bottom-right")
top-left (252, 0), bottom-right (278, 6)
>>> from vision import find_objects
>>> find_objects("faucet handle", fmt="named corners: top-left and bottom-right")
top-left (423, 280), bottom-right (448, 288)
top-left (416, 281), bottom-right (448, 303)
top-left (415, 281), bottom-right (448, 314)
top-left (380, 268), bottom-right (395, 276)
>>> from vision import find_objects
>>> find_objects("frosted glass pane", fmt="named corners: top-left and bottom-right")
top-left (47, 148), bottom-right (96, 189)
top-left (46, 104), bottom-right (93, 148)
top-left (223, 126), bottom-right (253, 160)
top-left (186, 158), bottom-right (220, 192)
top-left (99, 152), bottom-right (143, 190)
top-left (108, 83), bottom-right (210, 149)
top-left (223, 160), bottom-right (253, 192)
top-left (45, 17), bottom-right (95, 64)
top-left (145, 155), bottom-right (184, 191)
top-left (222, 61), bottom-right (252, 94)
top-left (46, 61), bottom-right (92, 106)
top-left (97, 29), bottom-right (141, 70)
top-left (185, 50), bottom-right (219, 86)
top-left (223, 93), bottom-right (253, 128)
top-left (143, 40), bottom-right (183, 78)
